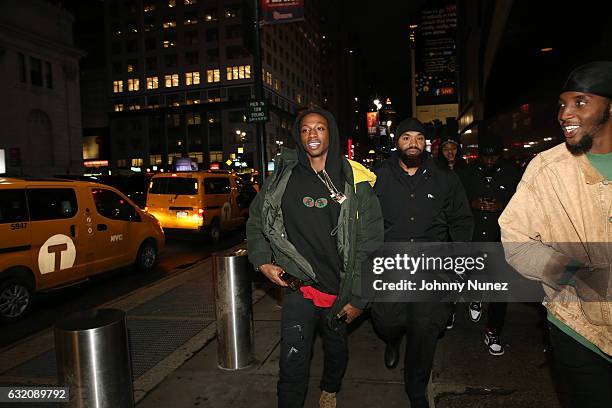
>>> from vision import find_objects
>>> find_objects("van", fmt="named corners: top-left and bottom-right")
top-left (0, 177), bottom-right (165, 322)
top-left (145, 171), bottom-right (255, 242)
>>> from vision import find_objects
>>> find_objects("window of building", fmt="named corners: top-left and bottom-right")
top-left (112, 61), bottom-right (122, 73)
top-left (144, 17), bottom-right (155, 32)
top-left (126, 40), bottom-right (137, 53)
top-left (146, 76), bottom-right (159, 90)
top-left (44, 61), bottom-right (53, 89)
top-left (144, 3), bottom-right (155, 12)
top-left (210, 151), bottom-right (223, 162)
top-left (226, 65), bottom-right (251, 80)
top-left (18, 53), bottom-right (26, 83)
top-left (163, 35), bottom-right (177, 48)
top-left (185, 51), bottom-right (199, 65)
top-left (27, 189), bottom-right (78, 221)
top-left (184, 11), bottom-right (198, 24)
top-left (226, 45), bottom-right (248, 59)
top-left (117, 159), bottom-right (128, 168)
top-left (186, 92), bottom-right (201, 104)
top-left (167, 113), bottom-right (181, 126)
top-left (128, 103), bottom-right (141, 111)
top-left (92, 189), bottom-right (138, 222)
top-left (184, 0), bottom-right (197, 5)
top-left (229, 110), bottom-right (246, 123)
top-left (265, 71), bottom-right (272, 85)
top-left (206, 48), bottom-right (219, 62)
top-left (162, 18), bottom-right (176, 29)
top-left (224, 6), bottom-right (239, 18)
top-left (113, 80), bottom-right (124, 93)
top-left (185, 31), bottom-right (199, 45)
top-left (126, 60), bottom-right (137, 73)
top-left (207, 89), bottom-right (221, 102)
top-left (0, 190), bottom-right (28, 224)
top-left (205, 28), bottom-right (218, 41)
top-left (145, 37), bottom-right (156, 51)
top-left (225, 25), bottom-right (242, 39)
top-left (296, 93), bottom-right (302, 104)
top-left (274, 78), bottom-right (280, 91)
top-left (114, 103), bottom-right (124, 112)
top-left (147, 96), bottom-right (160, 108)
top-left (168, 0), bottom-right (176, 7)
top-left (207, 69), bottom-right (220, 83)
top-left (127, 78), bottom-right (140, 91)
top-left (203, 9), bottom-right (217, 22)
top-left (165, 74), bottom-right (179, 87)
top-left (186, 112), bottom-right (202, 125)
top-left (185, 71), bottom-right (200, 85)
top-left (164, 54), bottom-right (178, 67)
top-left (30, 57), bottom-right (43, 86)
top-left (166, 94), bottom-right (180, 107)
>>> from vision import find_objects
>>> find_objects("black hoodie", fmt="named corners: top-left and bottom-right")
top-left (280, 109), bottom-right (344, 294)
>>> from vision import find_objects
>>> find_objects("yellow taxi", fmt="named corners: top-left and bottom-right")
top-left (0, 177), bottom-right (165, 322)
top-left (145, 170), bottom-right (255, 243)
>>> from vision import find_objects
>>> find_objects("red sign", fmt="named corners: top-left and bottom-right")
top-left (366, 112), bottom-right (379, 137)
top-left (347, 138), bottom-right (353, 160)
top-left (210, 163), bottom-right (220, 170)
top-left (261, 0), bottom-right (304, 25)
top-left (84, 160), bottom-right (109, 168)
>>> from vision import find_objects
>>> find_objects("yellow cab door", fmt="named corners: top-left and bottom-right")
top-left (89, 187), bottom-right (135, 273)
top-left (0, 189), bottom-right (32, 272)
top-left (26, 186), bottom-right (89, 289)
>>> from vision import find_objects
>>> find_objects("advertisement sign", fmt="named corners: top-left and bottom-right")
top-left (0, 149), bottom-right (5, 174)
top-left (261, 0), bottom-right (304, 25)
top-left (415, 4), bottom-right (458, 106)
top-left (366, 112), bottom-right (379, 137)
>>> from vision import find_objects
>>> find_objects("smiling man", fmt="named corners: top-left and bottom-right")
top-left (500, 62), bottom-right (612, 408)
top-left (247, 109), bottom-right (383, 408)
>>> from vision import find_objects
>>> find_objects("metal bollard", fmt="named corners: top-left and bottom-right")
top-left (213, 247), bottom-right (255, 370)
top-left (54, 308), bottom-right (134, 408)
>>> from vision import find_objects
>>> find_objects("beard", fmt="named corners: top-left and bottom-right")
top-left (400, 149), bottom-right (425, 168)
top-left (566, 102), bottom-right (610, 156)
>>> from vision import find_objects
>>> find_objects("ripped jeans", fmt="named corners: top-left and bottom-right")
top-left (278, 290), bottom-right (348, 408)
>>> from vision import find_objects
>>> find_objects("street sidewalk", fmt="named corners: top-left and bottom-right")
top-left (137, 289), bottom-right (562, 408)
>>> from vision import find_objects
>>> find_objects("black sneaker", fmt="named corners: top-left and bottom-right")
top-left (445, 312), bottom-right (455, 330)
top-left (484, 331), bottom-right (505, 356)
top-left (469, 301), bottom-right (482, 323)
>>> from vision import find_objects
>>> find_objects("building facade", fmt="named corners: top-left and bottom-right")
top-left (102, 0), bottom-right (323, 173)
top-left (0, 0), bottom-right (84, 176)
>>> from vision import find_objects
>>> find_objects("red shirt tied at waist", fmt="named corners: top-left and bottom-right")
top-left (300, 285), bottom-right (337, 308)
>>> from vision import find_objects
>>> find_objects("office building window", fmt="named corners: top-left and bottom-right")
top-left (185, 51), bottom-right (199, 65)
top-left (163, 35), bottom-right (176, 48)
top-left (127, 78), bottom-right (140, 91)
top-left (224, 6), bottom-right (239, 18)
top-left (168, 0), bottom-right (176, 7)
top-left (226, 65), bottom-right (251, 80)
top-left (184, 0), bottom-right (197, 5)
top-left (126, 40), bottom-right (137, 53)
top-left (185, 31), bottom-right (199, 45)
top-left (146, 57), bottom-right (157, 71)
top-left (207, 69), bottom-right (220, 83)
top-left (186, 92), bottom-right (201, 104)
top-left (127, 60), bottom-right (136, 73)
top-left (203, 9), bottom-right (217, 22)
top-left (207, 89), bottom-right (221, 102)
top-left (186, 112), bottom-right (201, 125)
top-left (165, 74), bottom-right (179, 87)
top-left (144, 3), bottom-right (155, 12)
top-left (18, 53), bottom-right (26, 83)
top-left (113, 80), bottom-right (124, 93)
top-left (206, 48), bottom-right (219, 62)
top-left (162, 18), bottom-right (176, 29)
top-left (225, 25), bottom-right (242, 39)
top-left (114, 103), bottom-right (124, 112)
top-left (265, 71), bottom-right (272, 85)
top-left (146, 76), bottom-right (159, 89)
top-left (30, 57), bottom-right (43, 86)
top-left (210, 151), bottom-right (223, 162)
top-left (205, 28), bottom-right (218, 41)
top-left (184, 11), bottom-right (198, 25)
top-left (145, 37), bottom-right (156, 51)
top-left (166, 94), bottom-right (180, 107)
top-left (274, 79), bottom-right (280, 91)
top-left (147, 96), bottom-right (160, 108)
top-left (164, 54), bottom-right (178, 67)
top-left (185, 71), bottom-right (200, 85)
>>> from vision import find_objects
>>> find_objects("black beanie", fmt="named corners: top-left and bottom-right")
top-left (562, 61), bottom-right (612, 98)
top-left (396, 118), bottom-right (426, 137)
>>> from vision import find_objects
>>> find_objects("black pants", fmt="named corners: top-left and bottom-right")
top-left (486, 302), bottom-right (507, 334)
top-left (372, 302), bottom-right (453, 408)
top-left (548, 323), bottom-right (612, 408)
top-left (278, 290), bottom-right (348, 408)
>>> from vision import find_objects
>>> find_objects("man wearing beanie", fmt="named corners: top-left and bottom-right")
top-left (500, 61), bottom-right (612, 407)
top-left (371, 117), bottom-right (473, 408)
top-left (460, 134), bottom-right (521, 355)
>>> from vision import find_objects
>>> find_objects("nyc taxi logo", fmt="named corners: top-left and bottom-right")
top-left (37, 234), bottom-right (76, 274)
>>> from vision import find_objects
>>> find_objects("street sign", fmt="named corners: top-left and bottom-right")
top-left (247, 100), bottom-right (268, 123)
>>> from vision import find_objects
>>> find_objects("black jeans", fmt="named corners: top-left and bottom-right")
top-left (548, 323), bottom-right (612, 408)
top-left (278, 290), bottom-right (348, 408)
top-left (372, 301), bottom-right (453, 408)
top-left (486, 302), bottom-right (507, 335)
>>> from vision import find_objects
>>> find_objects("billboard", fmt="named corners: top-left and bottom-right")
top-left (366, 112), bottom-right (379, 137)
top-left (261, 0), bottom-right (304, 25)
top-left (415, 4), bottom-right (458, 106)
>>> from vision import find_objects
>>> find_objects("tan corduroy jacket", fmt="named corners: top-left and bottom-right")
top-left (499, 143), bottom-right (611, 356)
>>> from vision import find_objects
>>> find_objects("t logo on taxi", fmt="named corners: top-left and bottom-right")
top-left (38, 234), bottom-right (76, 274)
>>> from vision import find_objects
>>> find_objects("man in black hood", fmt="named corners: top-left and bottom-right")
top-left (247, 109), bottom-right (383, 407)
top-left (371, 117), bottom-right (473, 408)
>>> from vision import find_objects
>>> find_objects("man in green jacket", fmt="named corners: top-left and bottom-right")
top-left (247, 108), bottom-right (383, 408)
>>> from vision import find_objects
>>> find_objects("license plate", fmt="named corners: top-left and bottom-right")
top-left (176, 211), bottom-right (188, 218)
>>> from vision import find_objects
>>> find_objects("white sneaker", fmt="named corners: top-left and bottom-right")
top-left (469, 301), bottom-right (482, 322)
top-left (484, 331), bottom-right (505, 356)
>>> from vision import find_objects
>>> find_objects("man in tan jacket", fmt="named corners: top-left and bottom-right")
top-left (499, 61), bottom-right (611, 408)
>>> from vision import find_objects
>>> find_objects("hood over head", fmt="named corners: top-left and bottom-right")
top-left (292, 108), bottom-right (344, 189)
top-left (562, 61), bottom-right (612, 98)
